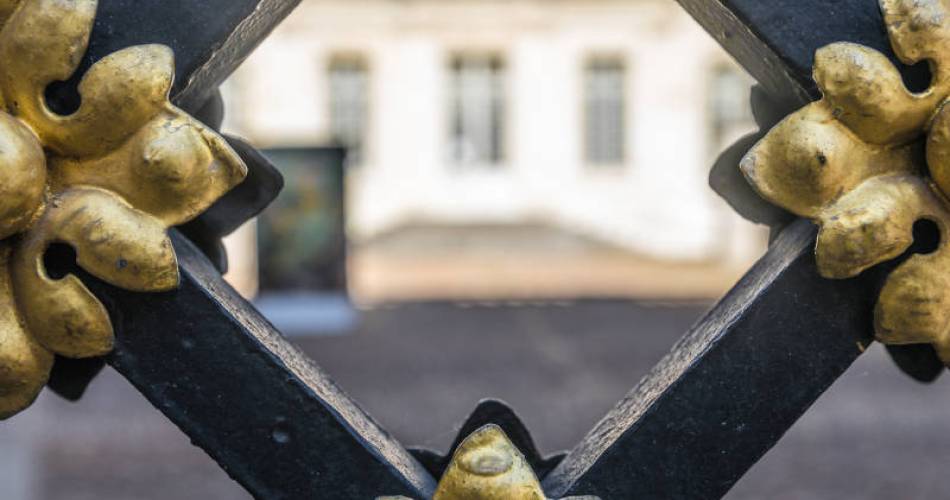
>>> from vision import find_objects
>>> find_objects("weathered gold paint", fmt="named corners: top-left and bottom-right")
top-left (379, 425), bottom-right (600, 500)
top-left (0, 245), bottom-right (53, 419)
top-left (12, 188), bottom-right (180, 358)
top-left (741, 0), bottom-right (950, 364)
top-left (433, 425), bottom-right (546, 500)
top-left (0, 0), bottom-right (246, 417)
top-left (0, 111), bottom-right (44, 239)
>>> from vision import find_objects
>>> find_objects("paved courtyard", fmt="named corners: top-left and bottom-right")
top-left (0, 299), bottom-right (948, 499)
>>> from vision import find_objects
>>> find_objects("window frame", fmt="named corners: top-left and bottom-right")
top-left (581, 52), bottom-right (629, 169)
top-left (705, 61), bottom-right (756, 160)
top-left (445, 50), bottom-right (510, 169)
top-left (326, 52), bottom-right (371, 168)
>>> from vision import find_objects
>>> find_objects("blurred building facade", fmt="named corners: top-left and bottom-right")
top-left (221, 0), bottom-right (766, 300)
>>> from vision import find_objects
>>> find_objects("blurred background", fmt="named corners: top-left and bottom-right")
top-left (2, 1), bottom-right (950, 499)
top-left (220, 0), bottom-right (766, 305)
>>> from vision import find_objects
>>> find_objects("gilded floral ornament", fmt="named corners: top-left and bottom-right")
top-left (741, 0), bottom-right (950, 364)
top-left (0, 0), bottom-right (246, 418)
top-left (379, 425), bottom-right (599, 500)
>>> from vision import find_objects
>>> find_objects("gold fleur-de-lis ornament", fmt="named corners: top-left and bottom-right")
top-left (0, 0), bottom-right (246, 418)
top-left (741, 0), bottom-right (950, 363)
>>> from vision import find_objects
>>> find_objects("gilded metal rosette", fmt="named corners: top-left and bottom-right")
top-left (0, 0), bottom-right (246, 418)
top-left (741, 0), bottom-right (950, 364)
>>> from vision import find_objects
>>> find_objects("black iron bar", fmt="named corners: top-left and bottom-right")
top-left (66, 1), bottom-right (437, 497)
top-left (544, 1), bottom-right (932, 496)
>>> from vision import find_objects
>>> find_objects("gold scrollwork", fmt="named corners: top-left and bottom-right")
top-left (741, 0), bottom-right (950, 363)
top-left (0, 0), bottom-right (246, 418)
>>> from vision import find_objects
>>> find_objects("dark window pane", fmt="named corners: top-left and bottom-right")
top-left (448, 54), bottom-right (506, 166)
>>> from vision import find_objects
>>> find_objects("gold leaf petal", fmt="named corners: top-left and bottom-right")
top-left (0, 110), bottom-right (45, 239)
top-left (41, 45), bottom-right (175, 158)
top-left (875, 244), bottom-right (950, 359)
top-left (11, 187), bottom-right (178, 358)
top-left (881, 0), bottom-right (950, 67)
top-left (133, 110), bottom-right (247, 225)
top-left (926, 100), bottom-right (950, 199)
top-left (740, 103), bottom-right (916, 218)
top-left (0, 0), bottom-right (96, 128)
top-left (814, 42), bottom-right (939, 145)
top-left (51, 109), bottom-right (247, 226)
top-left (0, 244), bottom-right (53, 419)
top-left (816, 175), bottom-right (943, 278)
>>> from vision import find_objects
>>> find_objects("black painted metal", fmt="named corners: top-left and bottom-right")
top-left (543, 220), bottom-right (882, 498)
top-left (675, 0), bottom-right (931, 106)
top-left (46, 0), bottom-right (302, 113)
top-left (45, 356), bottom-right (106, 401)
top-left (87, 233), bottom-right (436, 499)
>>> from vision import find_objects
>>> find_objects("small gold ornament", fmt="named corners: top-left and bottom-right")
top-left (432, 424), bottom-right (546, 500)
top-left (741, 0), bottom-right (950, 363)
top-left (0, 0), bottom-right (246, 417)
top-left (379, 425), bottom-right (599, 500)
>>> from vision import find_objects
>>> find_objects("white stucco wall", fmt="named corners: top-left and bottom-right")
top-left (224, 0), bottom-right (763, 262)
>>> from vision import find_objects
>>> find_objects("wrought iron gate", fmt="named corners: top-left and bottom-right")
top-left (0, 0), bottom-right (945, 498)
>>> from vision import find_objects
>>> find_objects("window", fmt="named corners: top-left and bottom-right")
top-left (708, 65), bottom-right (755, 152)
top-left (328, 56), bottom-right (369, 166)
top-left (584, 57), bottom-right (626, 166)
top-left (448, 53), bottom-right (506, 166)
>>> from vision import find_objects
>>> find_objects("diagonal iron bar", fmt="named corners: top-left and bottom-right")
top-left (59, 1), bottom-right (436, 498)
top-left (543, 220), bottom-right (879, 498)
top-left (674, 0), bottom-right (931, 106)
top-left (62, 0), bottom-right (302, 110)
top-left (544, 1), bottom-right (935, 497)
top-left (88, 233), bottom-right (436, 499)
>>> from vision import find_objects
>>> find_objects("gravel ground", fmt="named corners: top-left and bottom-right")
top-left (0, 299), bottom-right (948, 499)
